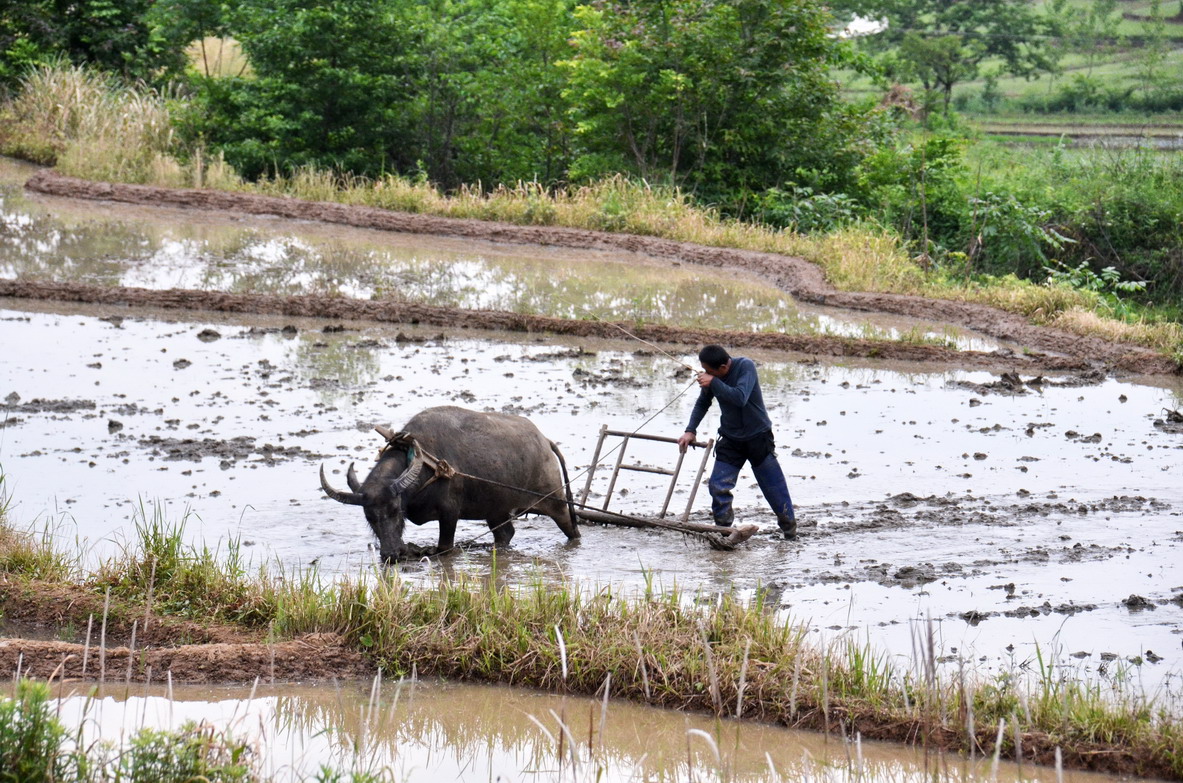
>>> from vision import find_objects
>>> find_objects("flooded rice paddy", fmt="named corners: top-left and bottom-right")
top-left (2, 155), bottom-right (1183, 779)
top-left (31, 678), bottom-right (1125, 782)
top-left (1, 303), bottom-right (1181, 695)
top-left (0, 156), bottom-right (1002, 350)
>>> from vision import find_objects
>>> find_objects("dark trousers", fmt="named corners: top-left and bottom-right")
top-left (708, 431), bottom-right (795, 525)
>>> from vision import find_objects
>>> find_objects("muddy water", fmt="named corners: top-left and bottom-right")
top-left (2, 302), bottom-right (1181, 697)
top-left (35, 679), bottom-right (1126, 782)
top-left (2, 154), bottom-right (1183, 773)
top-left (0, 156), bottom-right (1002, 350)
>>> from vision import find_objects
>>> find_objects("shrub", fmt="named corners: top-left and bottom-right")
top-left (0, 681), bottom-right (72, 783)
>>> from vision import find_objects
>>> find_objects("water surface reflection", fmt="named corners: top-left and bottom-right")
top-left (40, 679), bottom-right (1124, 782)
top-left (0, 156), bottom-right (999, 348)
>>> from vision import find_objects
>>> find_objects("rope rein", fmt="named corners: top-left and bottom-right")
top-left (384, 377), bottom-right (710, 554)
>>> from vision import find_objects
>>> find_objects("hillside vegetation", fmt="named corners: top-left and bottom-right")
top-left (0, 0), bottom-right (1180, 360)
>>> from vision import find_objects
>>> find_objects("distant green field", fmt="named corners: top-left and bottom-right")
top-left (839, 1), bottom-right (1183, 127)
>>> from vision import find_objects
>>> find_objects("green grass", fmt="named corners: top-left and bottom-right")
top-left (2, 509), bottom-right (1182, 778)
top-left (91, 502), bottom-right (271, 626)
top-left (0, 476), bottom-right (76, 582)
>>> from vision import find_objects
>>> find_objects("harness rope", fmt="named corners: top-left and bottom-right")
top-left (383, 377), bottom-right (716, 555)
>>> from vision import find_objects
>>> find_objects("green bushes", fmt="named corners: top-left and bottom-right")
top-left (838, 131), bottom-right (1183, 303)
top-left (0, 680), bottom-right (255, 783)
top-left (0, 681), bottom-right (70, 783)
top-left (974, 142), bottom-right (1183, 301)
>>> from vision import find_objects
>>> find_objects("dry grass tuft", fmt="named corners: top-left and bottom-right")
top-left (0, 484), bottom-right (75, 582)
top-left (1049, 307), bottom-right (1183, 354)
top-left (0, 63), bottom-right (176, 183)
top-left (788, 225), bottom-right (928, 294)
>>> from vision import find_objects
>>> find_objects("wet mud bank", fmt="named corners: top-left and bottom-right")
top-left (0, 579), bottom-right (369, 682)
top-left (0, 277), bottom-right (1100, 373)
top-left (24, 169), bottom-right (1179, 375)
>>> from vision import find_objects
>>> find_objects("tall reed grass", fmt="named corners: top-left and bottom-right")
top-left (0, 63), bottom-right (178, 184)
top-left (1, 511), bottom-right (1180, 778)
top-left (1, 63), bottom-right (1180, 359)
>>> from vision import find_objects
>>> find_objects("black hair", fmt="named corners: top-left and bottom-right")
top-left (698, 344), bottom-right (730, 369)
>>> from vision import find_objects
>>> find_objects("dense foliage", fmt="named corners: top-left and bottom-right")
top-left (174, 0), bottom-right (870, 195)
top-left (561, 0), bottom-right (864, 198)
top-left (0, 0), bottom-right (183, 89)
top-left (182, 0), bottom-right (420, 178)
top-left (2, 0), bottom-right (1181, 308)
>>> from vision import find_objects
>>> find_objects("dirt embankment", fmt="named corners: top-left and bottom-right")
top-left (2, 577), bottom-right (1176, 780)
top-left (20, 169), bottom-right (1181, 376)
top-left (0, 577), bottom-right (369, 683)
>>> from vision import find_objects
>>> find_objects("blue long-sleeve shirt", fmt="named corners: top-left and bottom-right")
top-left (684, 357), bottom-right (773, 442)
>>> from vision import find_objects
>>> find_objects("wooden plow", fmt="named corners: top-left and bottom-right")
top-left (573, 426), bottom-right (758, 550)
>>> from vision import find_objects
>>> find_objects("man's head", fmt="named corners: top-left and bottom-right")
top-left (698, 344), bottom-right (731, 377)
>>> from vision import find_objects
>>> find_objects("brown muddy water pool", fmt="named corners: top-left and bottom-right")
top-left (1, 301), bottom-right (1181, 700)
top-left (29, 678), bottom-right (1131, 782)
top-left (0, 156), bottom-right (1002, 350)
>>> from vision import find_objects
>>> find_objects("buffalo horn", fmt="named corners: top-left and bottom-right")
top-left (375, 424), bottom-right (396, 441)
top-left (346, 462), bottom-right (361, 492)
top-left (390, 453), bottom-right (426, 494)
top-left (320, 464), bottom-right (364, 505)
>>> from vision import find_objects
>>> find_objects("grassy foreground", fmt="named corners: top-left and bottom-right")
top-left (1, 63), bottom-right (1180, 362)
top-left (1, 501), bottom-right (1181, 780)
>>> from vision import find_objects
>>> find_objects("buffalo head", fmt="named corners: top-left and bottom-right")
top-left (320, 435), bottom-right (425, 562)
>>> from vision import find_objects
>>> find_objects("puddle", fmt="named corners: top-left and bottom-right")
top-left (1, 302), bottom-right (1181, 695)
top-left (21, 678), bottom-right (1132, 782)
top-left (0, 156), bottom-right (1002, 350)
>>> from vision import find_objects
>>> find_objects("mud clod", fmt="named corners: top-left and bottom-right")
top-left (2, 398), bottom-right (96, 414)
top-left (1122, 594), bottom-right (1154, 610)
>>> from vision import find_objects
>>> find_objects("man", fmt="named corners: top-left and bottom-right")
top-left (676, 345), bottom-right (797, 540)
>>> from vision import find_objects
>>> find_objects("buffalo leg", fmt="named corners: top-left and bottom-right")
top-left (436, 512), bottom-right (459, 555)
top-left (487, 516), bottom-right (516, 546)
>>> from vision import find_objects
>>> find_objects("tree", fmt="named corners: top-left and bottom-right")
top-left (852, 0), bottom-right (1058, 111)
top-left (404, 0), bottom-right (576, 187)
top-left (893, 33), bottom-right (981, 112)
top-left (187, 0), bottom-right (419, 179)
top-left (1061, 0), bottom-right (1123, 79)
top-left (560, 0), bottom-right (866, 197)
top-left (0, 0), bottom-right (185, 89)
top-left (1136, 0), bottom-right (1169, 93)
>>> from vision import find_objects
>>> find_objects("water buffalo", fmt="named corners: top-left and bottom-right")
top-left (320, 406), bottom-right (580, 561)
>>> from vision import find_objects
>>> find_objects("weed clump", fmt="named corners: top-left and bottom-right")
top-left (0, 679), bottom-right (256, 782)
